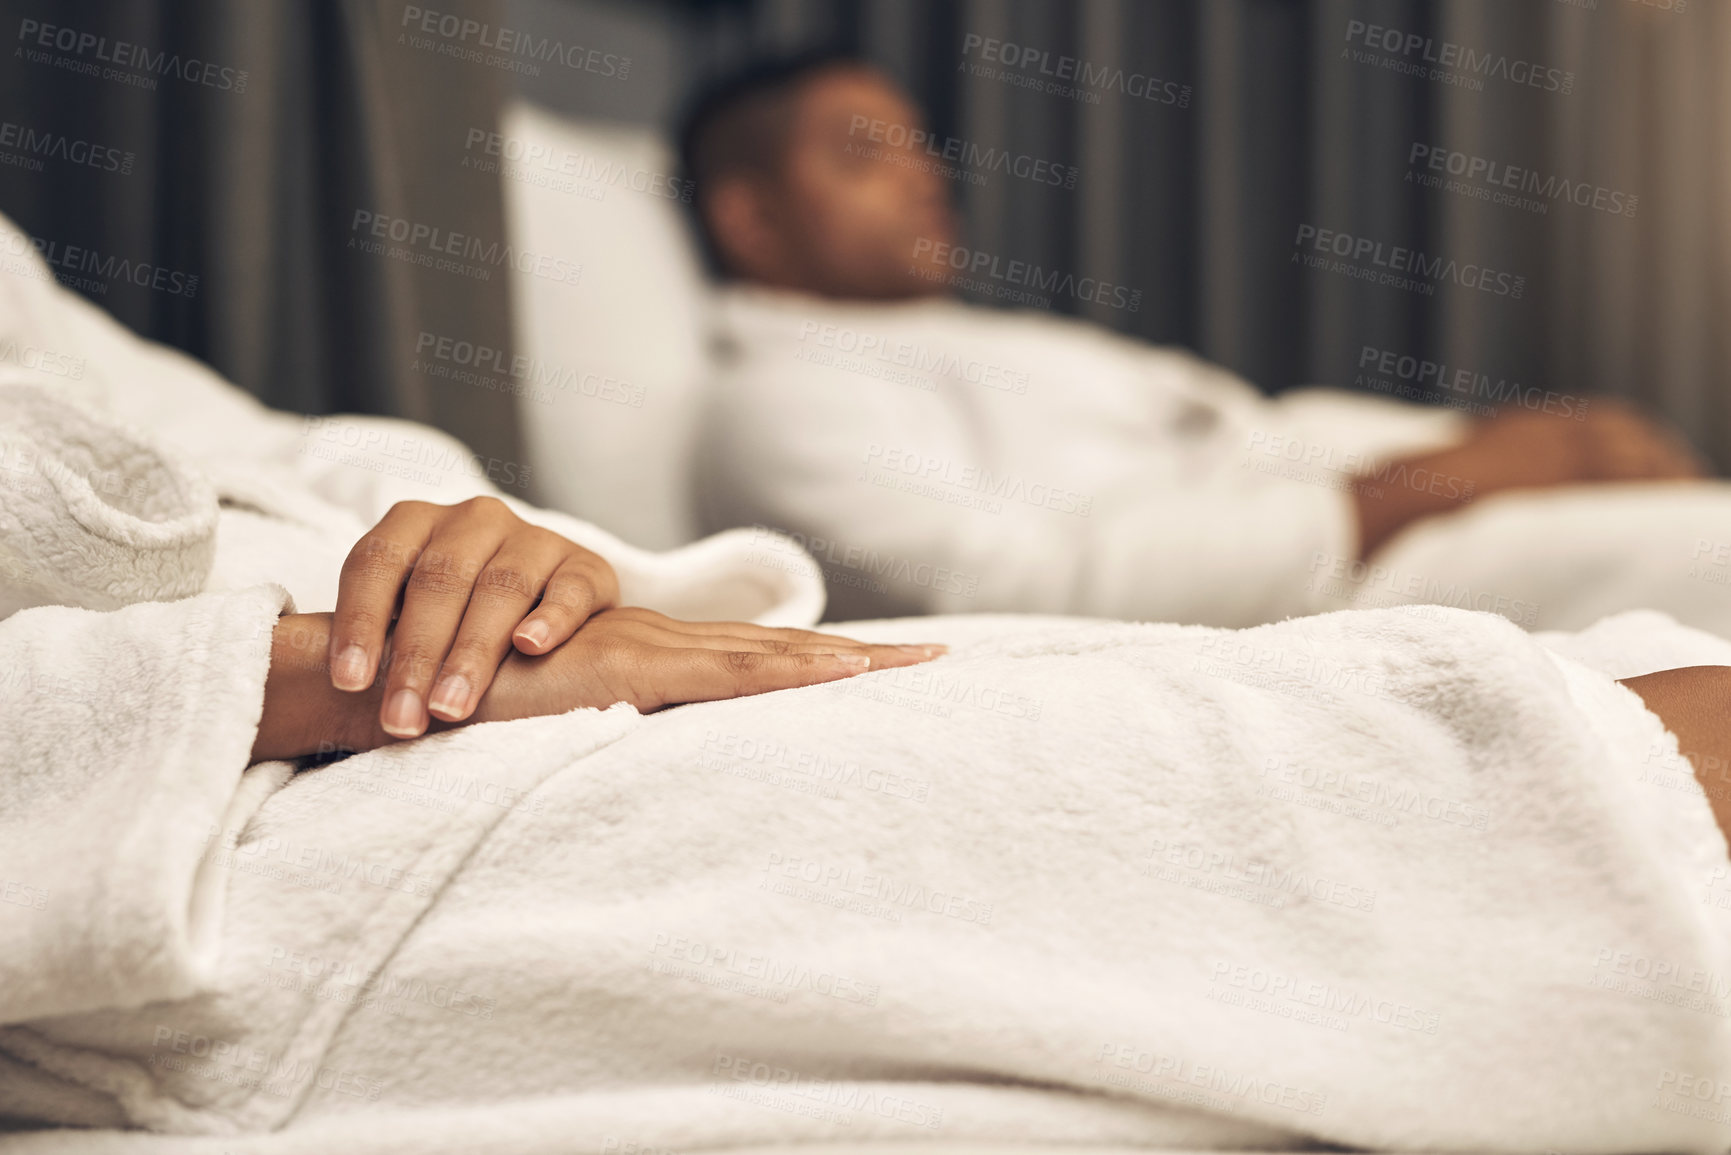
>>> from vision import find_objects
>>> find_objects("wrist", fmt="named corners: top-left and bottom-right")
top-left (252, 614), bottom-right (390, 761)
top-left (1351, 441), bottom-right (1485, 559)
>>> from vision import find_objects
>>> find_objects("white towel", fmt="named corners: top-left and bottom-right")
top-left (5, 603), bottom-right (1731, 1154)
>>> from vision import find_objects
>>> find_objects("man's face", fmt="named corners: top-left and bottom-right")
top-left (758, 67), bottom-right (959, 299)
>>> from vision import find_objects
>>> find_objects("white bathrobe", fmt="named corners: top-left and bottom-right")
top-left (697, 287), bottom-right (1731, 636)
top-left (0, 221), bottom-right (825, 630)
top-left (7, 219), bottom-right (1731, 1155)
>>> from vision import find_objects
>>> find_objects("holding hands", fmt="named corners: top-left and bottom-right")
top-left (327, 496), bottom-right (620, 738)
top-left (250, 499), bottom-right (944, 762)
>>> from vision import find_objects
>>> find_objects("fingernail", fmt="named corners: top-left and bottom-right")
top-left (429, 674), bottom-right (470, 719)
top-left (832, 653), bottom-right (871, 670)
top-left (332, 644), bottom-right (370, 691)
top-left (897, 644), bottom-right (947, 659)
top-left (382, 689), bottom-right (424, 738)
top-left (516, 620), bottom-right (552, 650)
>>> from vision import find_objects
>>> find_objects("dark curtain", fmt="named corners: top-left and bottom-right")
top-left (0, 0), bottom-right (525, 467)
top-left (668, 0), bottom-right (1731, 467)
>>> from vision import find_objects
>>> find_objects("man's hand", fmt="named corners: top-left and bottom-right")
top-left (1351, 401), bottom-right (1706, 559)
top-left (254, 610), bottom-right (945, 762)
top-left (327, 497), bottom-right (620, 739)
top-left (1574, 401), bottom-right (1706, 482)
top-left (1461, 401), bottom-right (1702, 489)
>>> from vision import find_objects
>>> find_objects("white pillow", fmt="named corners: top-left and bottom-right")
top-left (500, 99), bottom-right (712, 550)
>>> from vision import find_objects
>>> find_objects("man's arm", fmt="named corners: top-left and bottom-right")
top-left (1351, 401), bottom-right (1707, 559)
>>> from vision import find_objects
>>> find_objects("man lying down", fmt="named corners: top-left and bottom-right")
top-left (687, 54), bottom-right (1731, 635)
top-left (4, 221), bottom-right (1731, 1155)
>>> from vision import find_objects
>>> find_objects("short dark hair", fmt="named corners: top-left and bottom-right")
top-left (675, 49), bottom-right (866, 274)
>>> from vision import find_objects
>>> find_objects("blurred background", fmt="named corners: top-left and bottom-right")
top-left (1, 0), bottom-right (1727, 542)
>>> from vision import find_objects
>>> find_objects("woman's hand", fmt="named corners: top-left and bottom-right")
top-left (253, 610), bottom-right (944, 762)
top-left (469, 607), bottom-right (945, 724)
top-left (327, 497), bottom-right (619, 738)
